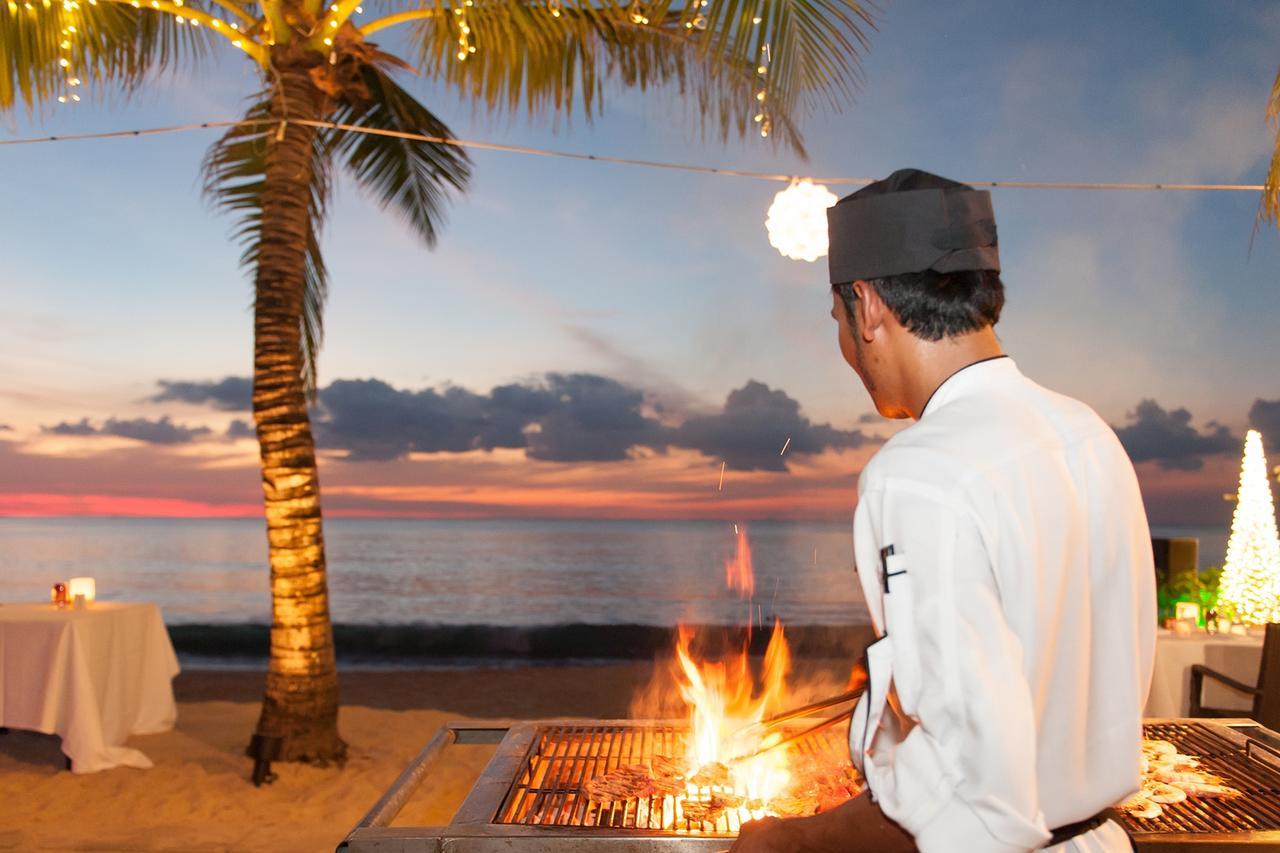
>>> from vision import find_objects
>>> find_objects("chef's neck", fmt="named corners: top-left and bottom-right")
top-left (891, 325), bottom-right (1005, 421)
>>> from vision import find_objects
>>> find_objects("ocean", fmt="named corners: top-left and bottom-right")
top-left (0, 517), bottom-right (868, 628)
top-left (0, 518), bottom-right (1232, 630)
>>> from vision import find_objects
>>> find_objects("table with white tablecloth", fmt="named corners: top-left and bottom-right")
top-left (1144, 628), bottom-right (1264, 719)
top-left (0, 602), bottom-right (180, 773)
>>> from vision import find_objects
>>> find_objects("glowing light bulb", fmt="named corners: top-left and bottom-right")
top-left (59, 57), bottom-right (70, 67)
top-left (354, 4), bottom-right (362, 10)
top-left (765, 179), bottom-right (838, 262)
top-left (232, 38), bottom-right (241, 46)
top-left (755, 90), bottom-right (765, 101)
top-left (321, 36), bottom-right (331, 44)
top-left (175, 14), bottom-right (183, 22)
top-left (457, 50), bottom-right (466, 59)
top-left (229, 20), bottom-right (237, 28)
top-left (757, 65), bottom-right (766, 73)
top-left (71, 93), bottom-right (79, 100)
top-left (58, 95), bottom-right (67, 102)
top-left (753, 113), bottom-right (763, 122)
top-left (328, 18), bottom-right (336, 26)
top-left (752, 15), bottom-right (760, 23)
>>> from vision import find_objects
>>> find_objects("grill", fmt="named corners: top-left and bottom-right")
top-left (496, 723), bottom-right (857, 834)
top-left (1118, 720), bottom-right (1280, 849)
top-left (339, 718), bottom-right (1280, 852)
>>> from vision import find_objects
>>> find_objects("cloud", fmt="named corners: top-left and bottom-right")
top-left (315, 373), bottom-right (667, 463)
top-left (150, 377), bottom-right (252, 411)
top-left (39, 372), bottom-right (871, 469)
top-left (1113, 400), bottom-right (1237, 471)
top-left (226, 419), bottom-right (255, 440)
top-left (44, 416), bottom-right (212, 445)
top-left (673, 381), bottom-right (870, 471)
top-left (1249, 399), bottom-right (1280, 441)
top-left (315, 373), bottom-right (866, 468)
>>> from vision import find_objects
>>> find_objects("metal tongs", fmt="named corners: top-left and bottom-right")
top-left (726, 658), bottom-right (868, 765)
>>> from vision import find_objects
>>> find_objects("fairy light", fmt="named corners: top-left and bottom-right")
top-left (454, 1), bottom-right (473, 61)
top-left (55, 6), bottom-right (79, 107)
top-left (627, 0), bottom-right (649, 25)
top-left (547, 0), bottom-right (560, 16)
top-left (756, 42), bottom-right (771, 138)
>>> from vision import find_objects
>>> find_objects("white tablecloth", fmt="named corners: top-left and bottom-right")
top-left (0, 602), bottom-right (180, 773)
top-left (1144, 628), bottom-right (1264, 719)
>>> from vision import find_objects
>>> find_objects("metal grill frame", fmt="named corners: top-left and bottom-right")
top-left (495, 722), bottom-right (857, 834)
top-left (338, 718), bottom-right (1280, 853)
top-left (1118, 719), bottom-right (1280, 849)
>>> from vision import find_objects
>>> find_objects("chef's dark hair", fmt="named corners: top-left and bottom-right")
top-left (832, 269), bottom-right (1004, 342)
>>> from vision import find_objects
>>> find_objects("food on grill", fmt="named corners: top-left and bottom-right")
top-left (1174, 781), bottom-right (1243, 799)
top-left (768, 795), bottom-right (819, 817)
top-left (1141, 780), bottom-right (1187, 805)
top-left (1119, 792), bottom-right (1164, 820)
top-left (649, 755), bottom-right (690, 797)
top-left (1121, 738), bottom-right (1246, 818)
top-left (688, 761), bottom-right (733, 788)
top-left (585, 765), bottom-right (658, 803)
top-left (680, 793), bottom-right (745, 824)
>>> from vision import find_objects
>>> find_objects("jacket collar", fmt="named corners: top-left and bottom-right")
top-left (920, 355), bottom-right (1016, 419)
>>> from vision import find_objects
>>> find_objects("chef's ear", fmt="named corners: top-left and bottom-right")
top-left (852, 280), bottom-right (884, 342)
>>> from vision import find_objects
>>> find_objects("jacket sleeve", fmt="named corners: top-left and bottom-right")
top-left (853, 478), bottom-right (1052, 853)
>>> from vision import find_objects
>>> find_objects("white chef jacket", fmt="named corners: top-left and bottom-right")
top-left (849, 357), bottom-right (1156, 853)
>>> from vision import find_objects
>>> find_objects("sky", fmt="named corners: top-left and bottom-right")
top-left (2, 0), bottom-right (1279, 526)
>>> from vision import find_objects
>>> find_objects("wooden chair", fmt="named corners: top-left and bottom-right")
top-left (1190, 623), bottom-right (1280, 730)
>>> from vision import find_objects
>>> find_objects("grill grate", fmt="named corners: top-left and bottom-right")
top-left (1116, 722), bottom-right (1280, 836)
top-left (495, 723), bottom-right (857, 835)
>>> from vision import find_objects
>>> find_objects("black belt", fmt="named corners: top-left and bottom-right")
top-left (1043, 811), bottom-right (1112, 848)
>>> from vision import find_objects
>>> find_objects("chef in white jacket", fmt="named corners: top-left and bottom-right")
top-left (732, 169), bottom-right (1156, 853)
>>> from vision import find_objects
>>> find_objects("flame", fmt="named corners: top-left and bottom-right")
top-left (724, 524), bottom-right (754, 598)
top-left (673, 619), bottom-right (792, 805)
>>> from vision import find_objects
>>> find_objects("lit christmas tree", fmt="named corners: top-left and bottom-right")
top-left (1217, 430), bottom-right (1280, 625)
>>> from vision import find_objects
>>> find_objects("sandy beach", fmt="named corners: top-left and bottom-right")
top-left (0, 665), bottom-right (658, 852)
top-left (0, 661), bottom-right (855, 852)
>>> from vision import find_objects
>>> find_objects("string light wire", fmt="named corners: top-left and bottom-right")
top-left (0, 117), bottom-right (1268, 192)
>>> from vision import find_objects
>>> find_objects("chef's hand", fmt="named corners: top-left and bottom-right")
top-left (728, 816), bottom-right (796, 853)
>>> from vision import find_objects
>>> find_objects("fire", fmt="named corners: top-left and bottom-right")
top-left (673, 618), bottom-right (793, 807)
top-left (724, 524), bottom-right (754, 598)
top-left (624, 525), bottom-right (861, 828)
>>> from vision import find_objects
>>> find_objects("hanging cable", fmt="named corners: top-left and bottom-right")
top-left (0, 118), bottom-right (1267, 192)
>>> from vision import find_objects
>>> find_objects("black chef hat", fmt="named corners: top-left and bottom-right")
top-left (826, 168), bottom-right (1000, 284)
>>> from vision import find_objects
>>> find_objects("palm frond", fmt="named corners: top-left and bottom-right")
top-left (331, 60), bottom-right (472, 246)
top-left (399, 0), bottom-right (876, 154)
top-left (0, 0), bottom-right (212, 112)
top-left (202, 90), bottom-right (331, 396)
top-left (1258, 64), bottom-right (1280, 230)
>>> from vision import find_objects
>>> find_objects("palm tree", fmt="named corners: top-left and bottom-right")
top-left (2, 0), bottom-right (874, 763)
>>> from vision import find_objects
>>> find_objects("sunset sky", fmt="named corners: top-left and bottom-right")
top-left (2, 0), bottom-right (1279, 525)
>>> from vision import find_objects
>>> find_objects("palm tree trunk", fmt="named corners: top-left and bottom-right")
top-left (249, 56), bottom-right (346, 763)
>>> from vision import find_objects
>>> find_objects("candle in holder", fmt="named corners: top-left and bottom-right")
top-left (67, 577), bottom-right (96, 605)
top-left (51, 582), bottom-right (68, 607)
